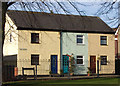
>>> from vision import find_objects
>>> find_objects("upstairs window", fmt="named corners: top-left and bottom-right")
top-left (31, 54), bottom-right (39, 65)
top-left (77, 56), bottom-right (84, 65)
top-left (31, 33), bottom-right (39, 43)
top-left (100, 36), bottom-right (107, 45)
top-left (77, 35), bottom-right (83, 44)
top-left (101, 56), bottom-right (107, 65)
top-left (10, 33), bottom-right (12, 42)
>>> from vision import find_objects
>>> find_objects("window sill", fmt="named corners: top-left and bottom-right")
top-left (101, 45), bottom-right (108, 46)
top-left (77, 64), bottom-right (84, 66)
top-left (31, 42), bottom-right (40, 44)
top-left (100, 44), bottom-right (108, 46)
top-left (101, 64), bottom-right (107, 65)
top-left (31, 64), bottom-right (39, 65)
top-left (77, 43), bottom-right (85, 46)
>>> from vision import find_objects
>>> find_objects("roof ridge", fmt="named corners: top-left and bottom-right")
top-left (7, 10), bottom-right (98, 18)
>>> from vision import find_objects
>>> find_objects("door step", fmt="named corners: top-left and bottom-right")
top-left (50, 74), bottom-right (60, 77)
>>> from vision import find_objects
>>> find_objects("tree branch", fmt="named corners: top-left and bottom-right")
top-left (7, 2), bottom-right (16, 8)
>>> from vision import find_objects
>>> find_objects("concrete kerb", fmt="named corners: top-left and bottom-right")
top-left (26, 75), bottom-right (120, 80)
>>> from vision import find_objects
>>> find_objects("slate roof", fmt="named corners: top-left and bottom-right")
top-left (7, 10), bottom-right (115, 34)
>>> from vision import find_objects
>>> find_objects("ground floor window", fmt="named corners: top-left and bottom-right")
top-left (31, 54), bottom-right (39, 65)
top-left (76, 56), bottom-right (84, 65)
top-left (101, 56), bottom-right (107, 65)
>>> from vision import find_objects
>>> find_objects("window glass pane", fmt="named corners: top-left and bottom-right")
top-left (77, 59), bottom-right (83, 64)
top-left (101, 36), bottom-right (107, 40)
top-left (77, 56), bottom-right (83, 65)
top-left (36, 37), bottom-right (39, 42)
top-left (10, 33), bottom-right (12, 42)
top-left (101, 40), bottom-right (107, 45)
top-left (100, 36), bottom-right (107, 45)
top-left (77, 35), bottom-right (83, 37)
top-left (31, 55), bottom-right (39, 65)
top-left (101, 56), bottom-right (107, 65)
top-left (77, 35), bottom-right (83, 44)
top-left (77, 39), bottom-right (83, 43)
top-left (31, 33), bottom-right (39, 43)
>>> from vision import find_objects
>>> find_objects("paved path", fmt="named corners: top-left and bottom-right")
top-left (27, 75), bottom-right (120, 80)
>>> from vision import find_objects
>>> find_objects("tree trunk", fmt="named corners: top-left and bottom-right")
top-left (0, 2), bottom-right (2, 85)
top-left (1, 2), bottom-right (8, 83)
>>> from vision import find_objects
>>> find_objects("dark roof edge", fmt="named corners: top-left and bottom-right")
top-left (17, 27), bottom-right (115, 34)
top-left (4, 54), bottom-right (17, 57)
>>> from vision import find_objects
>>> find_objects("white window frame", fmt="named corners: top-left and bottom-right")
top-left (76, 35), bottom-right (84, 44)
top-left (100, 56), bottom-right (107, 65)
top-left (76, 55), bottom-right (84, 65)
top-left (100, 36), bottom-right (107, 45)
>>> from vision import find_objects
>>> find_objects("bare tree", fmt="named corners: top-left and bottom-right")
top-left (0, 1), bottom-right (17, 84)
top-left (2, 0), bottom-right (119, 53)
top-left (1, 0), bottom-right (118, 83)
top-left (1, 0), bottom-right (91, 82)
top-left (95, 0), bottom-right (119, 28)
top-left (2, 0), bottom-right (92, 44)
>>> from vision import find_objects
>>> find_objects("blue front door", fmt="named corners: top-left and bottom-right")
top-left (51, 55), bottom-right (57, 74)
top-left (63, 55), bottom-right (69, 74)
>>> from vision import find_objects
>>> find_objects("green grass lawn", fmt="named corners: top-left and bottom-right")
top-left (3, 78), bottom-right (120, 86)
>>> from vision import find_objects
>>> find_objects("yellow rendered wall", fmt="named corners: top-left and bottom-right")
top-left (88, 33), bottom-right (115, 74)
top-left (17, 30), bottom-right (60, 75)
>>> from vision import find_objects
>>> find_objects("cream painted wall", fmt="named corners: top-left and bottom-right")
top-left (3, 14), bottom-right (18, 56)
top-left (4, 15), bottom-right (60, 75)
top-left (88, 33), bottom-right (115, 74)
top-left (17, 30), bottom-right (60, 75)
top-left (62, 32), bottom-right (88, 75)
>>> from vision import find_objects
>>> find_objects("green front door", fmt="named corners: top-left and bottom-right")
top-left (63, 55), bottom-right (69, 74)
